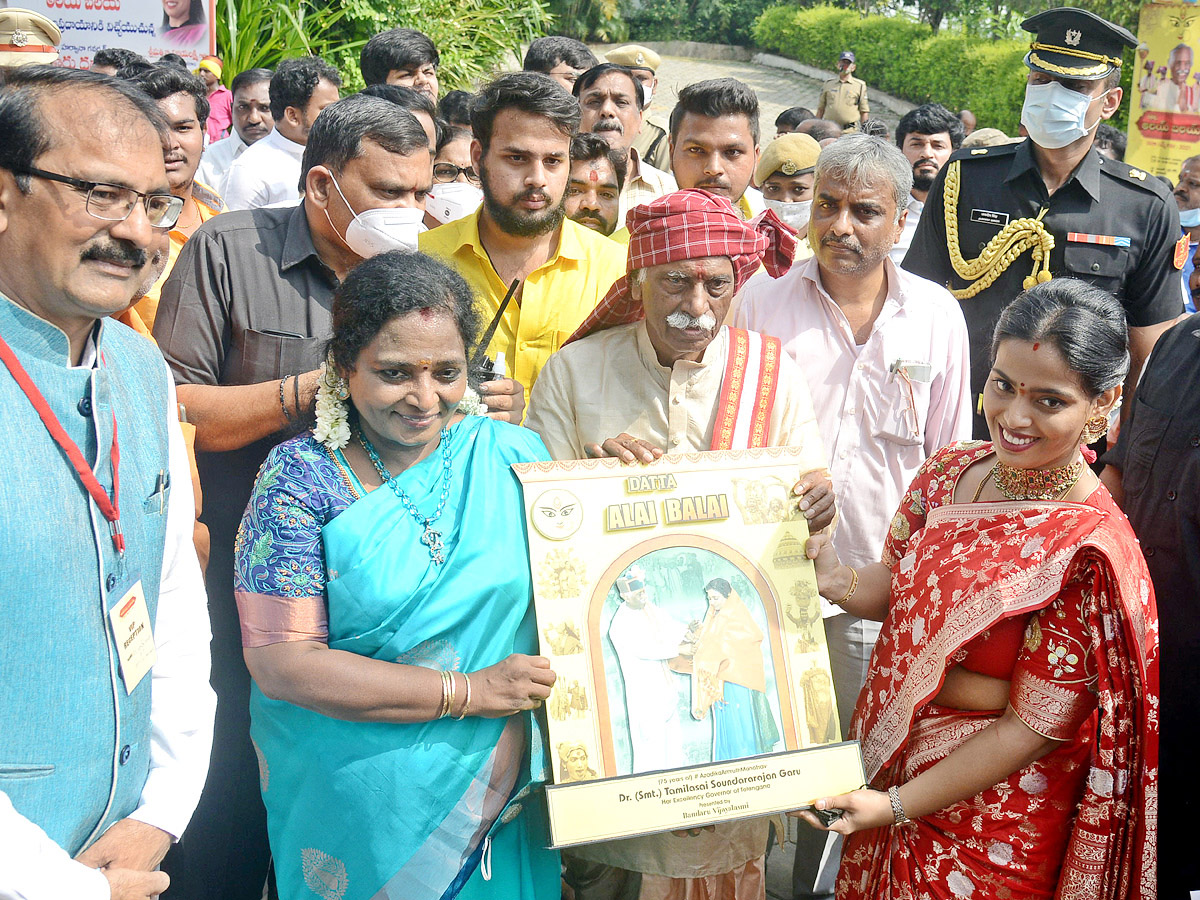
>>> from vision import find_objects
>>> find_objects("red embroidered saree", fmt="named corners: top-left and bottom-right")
top-left (838, 442), bottom-right (1158, 900)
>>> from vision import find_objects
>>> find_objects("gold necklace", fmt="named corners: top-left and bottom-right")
top-left (990, 459), bottom-right (1084, 501)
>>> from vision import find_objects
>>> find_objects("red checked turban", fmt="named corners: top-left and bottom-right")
top-left (566, 189), bottom-right (797, 343)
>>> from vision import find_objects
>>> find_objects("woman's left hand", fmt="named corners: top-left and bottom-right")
top-left (790, 789), bottom-right (895, 835)
top-left (478, 378), bottom-right (525, 424)
top-left (793, 469), bottom-right (836, 532)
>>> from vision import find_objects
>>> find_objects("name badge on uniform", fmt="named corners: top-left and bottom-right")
top-left (970, 209), bottom-right (1010, 227)
top-left (108, 579), bottom-right (156, 694)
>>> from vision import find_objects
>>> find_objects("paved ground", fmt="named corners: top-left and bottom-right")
top-left (591, 45), bottom-right (902, 138)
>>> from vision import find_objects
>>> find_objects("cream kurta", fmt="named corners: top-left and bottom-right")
top-left (525, 320), bottom-right (829, 878)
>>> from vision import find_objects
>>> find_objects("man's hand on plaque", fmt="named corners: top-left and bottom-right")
top-left (585, 434), bottom-right (664, 464)
top-left (793, 469), bottom-right (836, 532)
top-left (792, 788), bottom-right (893, 834)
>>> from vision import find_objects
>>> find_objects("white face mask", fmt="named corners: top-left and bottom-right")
top-left (1021, 80), bottom-right (1109, 150)
top-left (641, 82), bottom-right (654, 107)
top-left (426, 182), bottom-right (484, 225)
top-left (764, 197), bottom-right (812, 232)
top-left (1180, 205), bottom-right (1200, 228)
top-left (327, 174), bottom-right (425, 257)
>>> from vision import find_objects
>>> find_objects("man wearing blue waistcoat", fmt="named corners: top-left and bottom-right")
top-left (0, 66), bottom-right (215, 899)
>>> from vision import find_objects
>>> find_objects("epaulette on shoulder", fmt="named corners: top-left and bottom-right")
top-left (1100, 158), bottom-right (1173, 199)
top-left (949, 143), bottom-right (1018, 164)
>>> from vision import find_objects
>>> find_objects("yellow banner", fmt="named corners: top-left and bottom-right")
top-left (1126, 1), bottom-right (1200, 178)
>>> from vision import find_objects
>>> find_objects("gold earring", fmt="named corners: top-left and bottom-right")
top-left (335, 376), bottom-right (349, 401)
top-left (1080, 415), bottom-right (1108, 445)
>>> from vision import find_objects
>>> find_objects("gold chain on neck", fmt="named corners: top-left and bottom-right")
top-left (942, 160), bottom-right (1056, 299)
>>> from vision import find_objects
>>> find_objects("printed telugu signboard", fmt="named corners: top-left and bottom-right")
top-left (31, 0), bottom-right (216, 70)
top-left (1127, 1), bottom-right (1200, 178)
top-left (514, 448), bottom-right (864, 848)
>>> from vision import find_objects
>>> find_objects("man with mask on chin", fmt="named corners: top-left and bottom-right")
top-left (151, 95), bottom-right (519, 900)
top-left (421, 72), bottom-right (626, 406)
top-left (903, 6), bottom-right (1183, 439)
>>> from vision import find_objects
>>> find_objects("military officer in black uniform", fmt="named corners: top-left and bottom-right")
top-left (903, 7), bottom-right (1184, 438)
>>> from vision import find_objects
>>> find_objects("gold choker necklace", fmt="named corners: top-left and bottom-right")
top-left (991, 459), bottom-right (1084, 501)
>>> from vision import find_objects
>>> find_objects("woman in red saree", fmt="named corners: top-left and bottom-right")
top-left (798, 280), bottom-right (1158, 900)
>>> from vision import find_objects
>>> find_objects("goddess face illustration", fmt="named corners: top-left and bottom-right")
top-left (532, 489), bottom-right (584, 541)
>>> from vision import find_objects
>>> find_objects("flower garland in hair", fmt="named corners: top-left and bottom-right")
top-left (314, 362), bottom-right (351, 452)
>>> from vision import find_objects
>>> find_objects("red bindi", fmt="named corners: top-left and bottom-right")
top-left (588, 169), bottom-right (599, 182)
top-left (1031, 342), bottom-right (1040, 351)
top-left (418, 307), bottom-right (434, 319)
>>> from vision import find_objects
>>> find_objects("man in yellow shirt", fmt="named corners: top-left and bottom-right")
top-left (420, 72), bottom-right (625, 404)
top-left (127, 65), bottom-right (224, 331)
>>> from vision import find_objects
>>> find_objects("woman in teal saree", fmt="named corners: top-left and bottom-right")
top-left (234, 252), bottom-right (560, 900)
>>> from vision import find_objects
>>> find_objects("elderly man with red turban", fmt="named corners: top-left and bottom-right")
top-left (525, 188), bottom-right (834, 900)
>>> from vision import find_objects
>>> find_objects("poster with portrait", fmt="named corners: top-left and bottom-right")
top-left (515, 448), bottom-right (865, 848)
top-left (1126, 1), bottom-right (1200, 178)
top-left (38, 0), bottom-right (216, 71)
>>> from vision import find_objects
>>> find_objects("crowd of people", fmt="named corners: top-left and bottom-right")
top-left (0, 4), bottom-right (1190, 899)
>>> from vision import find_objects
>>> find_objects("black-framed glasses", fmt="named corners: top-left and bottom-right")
top-left (16, 165), bottom-right (184, 228)
top-left (432, 163), bottom-right (481, 185)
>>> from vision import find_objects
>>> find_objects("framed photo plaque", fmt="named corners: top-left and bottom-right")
top-left (514, 448), bottom-right (865, 847)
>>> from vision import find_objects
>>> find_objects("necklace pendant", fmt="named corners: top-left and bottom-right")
top-left (422, 526), bottom-right (445, 564)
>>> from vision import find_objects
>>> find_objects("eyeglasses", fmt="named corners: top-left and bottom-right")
top-left (432, 163), bottom-right (481, 185)
top-left (547, 67), bottom-right (585, 83)
top-left (16, 165), bottom-right (185, 228)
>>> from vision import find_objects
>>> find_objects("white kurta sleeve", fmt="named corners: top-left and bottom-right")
top-left (0, 792), bottom-right (110, 900)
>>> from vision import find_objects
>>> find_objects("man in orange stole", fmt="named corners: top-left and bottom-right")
top-left (525, 188), bottom-right (835, 900)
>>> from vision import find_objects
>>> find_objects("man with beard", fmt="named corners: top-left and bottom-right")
top-left (669, 78), bottom-right (764, 219)
top-left (222, 56), bottom-right (340, 210)
top-left (565, 132), bottom-right (626, 237)
top-left (575, 62), bottom-right (676, 224)
top-left (525, 189), bottom-right (835, 900)
top-left (124, 65), bottom-right (223, 331)
top-left (889, 103), bottom-right (963, 265)
top-left (735, 135), bottom-right (970, 899)
top-left (421, 72), bottom-right (625, 404)
top-left (196, 68), bottom-right (274, 197)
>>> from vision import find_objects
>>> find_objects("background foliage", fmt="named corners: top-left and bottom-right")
top-left (753, 3), bottom-right (1135, 134)
top-left (217, 0), bottom-right (551, 91)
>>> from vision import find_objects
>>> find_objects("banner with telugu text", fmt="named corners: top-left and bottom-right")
top-left (30, 0), bottom-right (216, 70)
top-left (1126, 1), bottom-right (1200, 178)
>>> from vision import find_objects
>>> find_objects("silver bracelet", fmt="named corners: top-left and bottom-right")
top-left (888, 785), bottom-right (911, 825)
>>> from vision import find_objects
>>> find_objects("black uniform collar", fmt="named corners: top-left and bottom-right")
top-left (1004, 136), bottom-right (1102, 202)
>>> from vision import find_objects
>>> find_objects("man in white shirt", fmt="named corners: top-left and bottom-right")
top-left (737, 134), bottom-right (970, 899)
top-left (222, 57), bottom-right (340, 210)
top-left (669, 78), bottom-right (765, 220)
top-left (195, 67), bottom-right (273, 196)
top-left (0, 64), bottom-right (214, 900)
top-left (888, 103), bottom-right (962, 265)
top-left (574, 62), bottom-right (676, 224)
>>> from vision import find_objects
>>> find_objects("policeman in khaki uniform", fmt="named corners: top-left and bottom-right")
top-left (605, 44), bottom-right (672, 171)
top-left (903, 6), bottom-right (1184, 438)
top-left (816, 51), bottom-right (870, 131)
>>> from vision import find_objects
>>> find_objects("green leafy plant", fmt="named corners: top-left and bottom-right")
top-left (215, 0), bottom-right (360, 85)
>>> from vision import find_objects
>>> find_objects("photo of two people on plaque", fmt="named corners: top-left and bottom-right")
top-left (547, 551), bottom-right (837, 784)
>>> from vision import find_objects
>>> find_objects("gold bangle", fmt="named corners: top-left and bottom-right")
top-left (831, 567), bottom-right (859, 607)
top-left (438, 670), bottom-right (452, 719)
top-left (453, 673), bottom-right (472, 719)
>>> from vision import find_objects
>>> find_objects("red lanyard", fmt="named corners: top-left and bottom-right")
top-left (0, 334), bottom-right (124, 555)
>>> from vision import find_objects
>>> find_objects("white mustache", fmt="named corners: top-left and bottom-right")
top-left (665, 311), bottom-right (717, 331)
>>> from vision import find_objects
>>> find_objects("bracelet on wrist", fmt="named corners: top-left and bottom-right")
top-left (888, 785), bottom-right (911, 825)
top-left (830, 566), bottom-right (859, 608)
top-left (292, 369), bottom-right (302, 419)
top-left (279, 375), bottom-right (294, 424)
top-left (453, 672), bottom-right (472, 719)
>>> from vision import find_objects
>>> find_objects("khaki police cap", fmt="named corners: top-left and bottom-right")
top-left (755, 133), bottom-right (822, 185)
top-left (0, 8), bottom-right (61, 67)
top-left (605, 45), bottom-right (661, 73)
top-left (1021, 7), bottom-right (1136, 81)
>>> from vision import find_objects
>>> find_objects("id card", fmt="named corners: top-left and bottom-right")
top-left (108, 579), bottom-right (156, 694)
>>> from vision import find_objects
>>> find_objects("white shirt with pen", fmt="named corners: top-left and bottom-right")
top-left (0, 338), bottom-right (216, 900)
top-left (737, 255), bottom-right (972, 613)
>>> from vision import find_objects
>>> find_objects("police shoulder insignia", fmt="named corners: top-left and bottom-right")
top-left (1175, 234), bottom-right (1190, 270)
top-left (970, 148), bottom-right (989, 155)
top-left (1128, 168), bottom-right (1147, 181)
